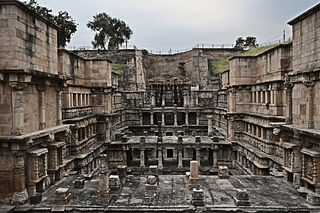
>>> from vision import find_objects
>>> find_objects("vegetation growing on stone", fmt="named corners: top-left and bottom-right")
top-left (238, 40), bottom-right (292, 57)
top-left (208, 58), bottom-right (230, 75)
top-left (111, 63), bottom-right (126, 75)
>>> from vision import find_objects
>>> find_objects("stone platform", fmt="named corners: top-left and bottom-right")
top-left (7, 174), bottom-right (320, 213)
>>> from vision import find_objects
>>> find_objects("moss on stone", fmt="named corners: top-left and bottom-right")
top-left (208, 58), bottom-right (230, 75)
top-left (111, 63), bottom-right (125, 75)
top-left (238, 41), bottom-right (292, 57)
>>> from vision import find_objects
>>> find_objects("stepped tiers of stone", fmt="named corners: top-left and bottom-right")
top-left (3, 0), bottom-right (320, 211)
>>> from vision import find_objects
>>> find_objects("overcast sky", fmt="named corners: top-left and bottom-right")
top-left (34, 0), bottom-right (320, 52)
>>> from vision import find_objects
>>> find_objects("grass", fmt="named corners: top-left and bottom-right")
top-left (238, 40), bottom-right (292, 57)
top-left (111, 63), bottom-right (126, 75)
top-left (208, 58), bottom-right (230, 74)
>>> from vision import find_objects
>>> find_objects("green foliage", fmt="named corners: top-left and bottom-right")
top-left (111, 63), bottom-right (126, 75)
top-left (234, 36), bottom-right (258, 50)
top-left (23, 0), bottom-right (77, 48)
top-left (87, 13), bottom-right (133, 50)
top-left (208, 58), bottom-right (230, 75)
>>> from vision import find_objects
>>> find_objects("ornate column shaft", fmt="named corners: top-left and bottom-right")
top-left (150, 112), bottom-right (154, 125)
top-left (158, 149), bottom-right (163, 169)
top-left (140, 149), bottom-right (145, 168)
top-left (285, 78), bottom-right (293, 124)
top-left (56, 88), bottom-right (63, 125)
top-left (185, 113), bottom-right (189, 126)
top-left (178, 149), bottom-right (183, 169)
top-left (305, 81), bottom-right (314, 129)
top-left (36, 82), bottom-right (49, 130)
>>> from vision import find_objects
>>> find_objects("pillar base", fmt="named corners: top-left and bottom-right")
top-left (11, 189), bottom-right (29, 205)
top-left (97, 189), bottom-right (110, 204)
top-left (178, 164), bottom-right (183, 169)
top-left (158, 165), bottom-right (163, 170)
top-left (188, 177), bottom-right (200, 189)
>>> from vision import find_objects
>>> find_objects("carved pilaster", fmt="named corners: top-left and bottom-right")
top-left (304, 81), bottom-right (315, 129)
top-left (10, 82), bottom-right (27, 136)
top-left (36, 82), bottom-right (50, 130)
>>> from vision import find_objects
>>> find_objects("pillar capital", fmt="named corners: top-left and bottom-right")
top-left (9, 82), bottom-right (27, 91)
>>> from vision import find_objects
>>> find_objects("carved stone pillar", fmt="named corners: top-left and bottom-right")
top-left (97, 154), bottom-right (110, 204)
top-left (162, 95), bottom-right (165, 106)
top-left (207, 115), bottom-right (213, 136)
top-left (158, 148), bottom-right (163, 169)
top-left (139, 111), bottom-right (143, 126)
top-left (196, 112), bottom-right (200, 126)
top-left (122, 147), bottom-right (127, 166)
top-left (178, 149), bottom-right (183, 169)
top-left (232, 88), bottom-right (236, 112)
top-left (10, 82), bottom-right (27, 135)
top-left (185, 112), bottom-right (189, 126)
top-left (174, 112), bottom-right (178, 126)
top-left (151, 92), bottom-right (155, 107)
top-left (162, 112), bottom-right (165, 126)
top-left (285, 80), bottom-right (293, 124)
top-left (212, 145), bottom-right (218, 168)
top-left (305, 81), bottom-right (314, 129)
top-left (183, 91), bottom-right (188, 107)
top-left (36, 81), bottom-right (49, 130)
top-left (150, 112), bottom-right (154, 125)
top-left (195, 91), bottom-right (199, 106)
top-left (140, 149), bottom-right (145, 169)
top-left (56, 87), bottom-right (63, 125)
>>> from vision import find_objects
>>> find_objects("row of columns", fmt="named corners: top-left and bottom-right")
top-left (138, 148), bottom-right (219, 169)
top-left (151, 90), bottom-right (200, 108)
top-left (141, 112), bottom-right (201, 126)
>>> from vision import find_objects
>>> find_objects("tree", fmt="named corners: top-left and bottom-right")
top-left (23, 0), bottom-right (77, 48)
top-left (234, 36), bottom-right (258, 50)
top-left (87, 13), bottom-right (133, 50)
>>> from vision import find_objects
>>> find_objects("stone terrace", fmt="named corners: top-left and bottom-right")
top-left (8, 174), bottom-right (320, 213)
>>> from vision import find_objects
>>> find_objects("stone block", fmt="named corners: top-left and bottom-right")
top-left (234, 189), bottom-right (250, 206)
top-left (188, 177), bottom-right (200, 189)
top-left (54, 188), bottom-right (71, 205)
top-left (74, 177), bottom-right (85, 189)
top-left (117, 165), bottom-right (127, 178)
top-left (218, 166), bottom-right (229, 179)
top-left (109, 175), bottom-right (120, 190)
top-left (190, 161), bottom-right (199, 178)
top-left (145, 182), bottom-right (158, 191)
top-left (149, 165), bottom-right (158, 177)
top-left (293, 173), bottom-right (301, 189)
top-left (191, 188), bottom-right (205, 206)
top-left (97, 189), bottom-right (110, 203)
top-left (30, 193), bottom-right (42, 204)
top-left (307, 193), bottom-right (320, 206)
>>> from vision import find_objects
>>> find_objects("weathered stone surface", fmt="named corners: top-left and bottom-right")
top-left (54, 188), bottom-right (71, 205)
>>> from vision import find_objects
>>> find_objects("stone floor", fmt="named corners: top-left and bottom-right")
top-left (6, 174), bottom-right (320, 212)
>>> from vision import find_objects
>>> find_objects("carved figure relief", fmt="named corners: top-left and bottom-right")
top-left (307, 157), bottom-right (313, 179)
top-left (97, 94), bottom-right (103, 105)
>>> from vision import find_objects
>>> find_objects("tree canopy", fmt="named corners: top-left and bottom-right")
top-left (87, 13), bottom-right (133, 50)
top-left (234, 36), bottom-right (258, 50)
top-left (23, 0), bottom-right (77, 48)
